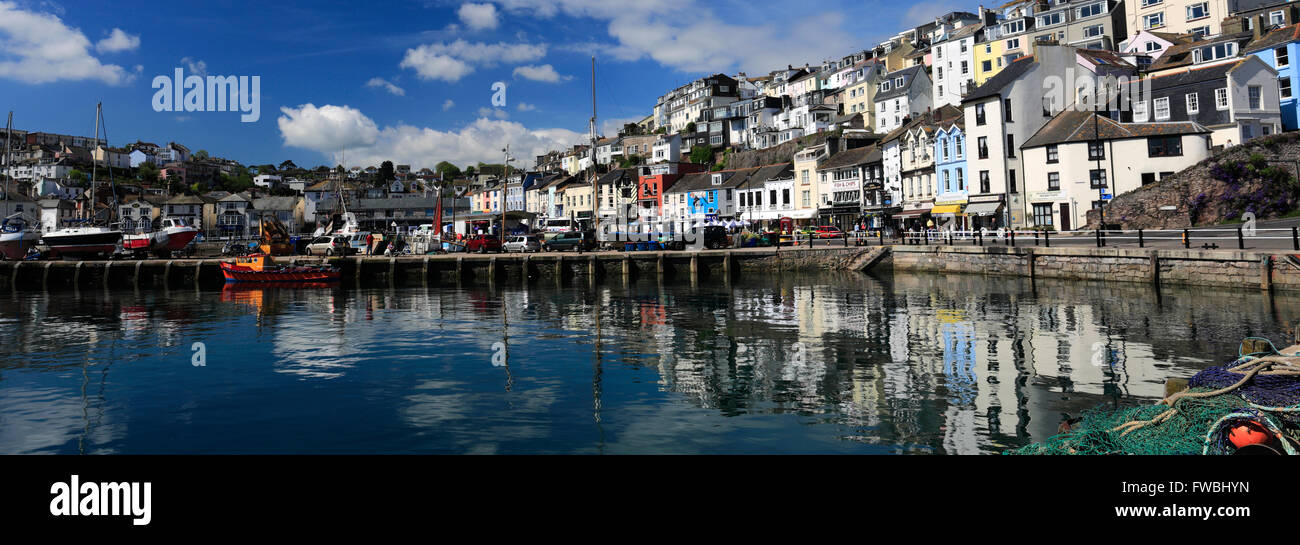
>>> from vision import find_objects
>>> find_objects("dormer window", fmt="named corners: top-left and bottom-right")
top-left (1192, 42), bottom-right (1237, 64)
top-left (711, 174), bottom-right (723, 186)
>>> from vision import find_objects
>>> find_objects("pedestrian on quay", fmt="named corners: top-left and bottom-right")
top-left (366, 233), bottom-right (374, 255)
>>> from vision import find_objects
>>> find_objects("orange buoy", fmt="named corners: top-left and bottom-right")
top-left (1228, 422), bottom-right (1272, 449)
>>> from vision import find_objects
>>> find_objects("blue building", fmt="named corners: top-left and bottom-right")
top-left (932, 121), bottom-right (969, 231)
top-left (1247, 24), bottom-right (1300, 132)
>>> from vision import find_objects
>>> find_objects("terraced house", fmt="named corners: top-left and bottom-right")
top-left (1027, 0), bottom-right (1128, 50)
top-left (1126, 0), bottom-right (1229, 38)
top-left (874, 65), bottom-right (933, 133)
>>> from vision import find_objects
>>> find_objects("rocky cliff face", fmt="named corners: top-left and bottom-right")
top-left (1088, 132), bottom-right (1300, 229)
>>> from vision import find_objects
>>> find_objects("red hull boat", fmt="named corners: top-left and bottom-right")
top-left (221, 254), bottom-right (341, 284)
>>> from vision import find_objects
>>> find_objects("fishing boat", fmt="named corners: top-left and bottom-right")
top-left (43, 103), bottom-right (122, 259)
top-left (220, 254), bottom-right (341, 284)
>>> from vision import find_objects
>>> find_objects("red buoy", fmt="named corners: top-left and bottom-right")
top-left (1228, 422), bottom-right (1272, 449)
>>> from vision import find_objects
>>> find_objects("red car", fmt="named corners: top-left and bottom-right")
top-left (465, 234), bottom-right (504, 253)
top-left (814, 226), bottom-right (844, 239)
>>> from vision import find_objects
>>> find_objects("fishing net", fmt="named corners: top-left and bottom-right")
top-left (1008, 347), bottom-right (1300, 455)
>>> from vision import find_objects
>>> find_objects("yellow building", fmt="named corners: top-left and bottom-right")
top-left (973, 37), bottom-right (1006, 87)
top-left (843, 73), bottom-right (880, 130)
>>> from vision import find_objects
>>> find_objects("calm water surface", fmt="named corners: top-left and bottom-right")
top-left (1, 272), bottom-right (1295, 454)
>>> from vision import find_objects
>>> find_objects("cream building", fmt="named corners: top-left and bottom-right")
top-left (1126, 0), bottom-right (1229, 37)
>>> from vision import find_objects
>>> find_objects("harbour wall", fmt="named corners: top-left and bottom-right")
top-left (1, 245), bottom-right (1296, 291)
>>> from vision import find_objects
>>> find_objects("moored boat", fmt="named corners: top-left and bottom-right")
top-left (220, 254), bottom-right (341, 284)
top-left (42, 222), bottom-right (123, 259)
top-left (0, 214), bottom-right (40, 260)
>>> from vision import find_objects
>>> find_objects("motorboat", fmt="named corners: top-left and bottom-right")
top-left (0, 213), bottom-right (40, 260)
top-left (221, 254), bottom-right (341, 283)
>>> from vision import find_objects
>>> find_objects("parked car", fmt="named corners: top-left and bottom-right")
top-left (544, 231), bottom-right (596, 252)
top-left (700, 226), bottom-right (732, 249)
top-left (305, 235), bottom-right (352, 256)
top-left (465, 234), bottom-right (504, 253)
top-left (814, 225), bottom-right (844, 239)
top-left (504, 234), bottom-right (542, 253)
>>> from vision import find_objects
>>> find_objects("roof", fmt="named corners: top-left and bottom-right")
top-left (1244, 23), bottom-right (1300, 54)
top-left (736, 163), bottom-right (793, 189)
top-left (1147, 31), bottom-right (1255, 72)
top-left (667, 170), bottom-right (740, 193)
top-left (1146, 59), bottom-right (1246, 91)
top-left (962, 55), bottom-right (1035, 103)
top-left (1022, 109), bottom-right (1209, 149)
top-left (596, 168), bottom-right (634, 186)
top-left (218, 192), bottom-right (252, 202)
top-left (251, 196), bottom-right (300, 211)
top-left (875, 65), bottom-right (927, 101)
top-left (818, 145), bottom-right (881, 170)
top-left (942, 23), bottom-right (984, 43)
top-left (164, 194), bottom-right (216, 205)
top-left (1077, 49), bottom-right (1135, 70)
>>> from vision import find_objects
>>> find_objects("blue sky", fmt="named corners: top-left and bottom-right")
top-left (0, 0), bottom-right (962, 170)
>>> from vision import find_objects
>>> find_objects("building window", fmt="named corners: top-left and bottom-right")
top-left (1009, 169), bottom-right (1018, 193)
top-left (1271, 10), bottom-right (1286, 25)
top-left (1141, 0), bottom-right (1162, 5)
top-left (1186, 93), bottom-right (1199, 114)
top-left (801, 190), bottom-right (810, 207)
top-left (1144, 12), bottom-right (1165, 29)
top-left (1090, 169), bottom-right (1108, 189)
top-left (1038, 12), bottom-right (1064, 27)
top-left (1046, 144), bottom-right (1059, 163)
top-left (1154, 97), bottom-right (1170, 120)
top-left (1190, 26), bottom-right (1210, 37)
top-left (1279, 47), bottom-right (1291, 69)
top-left (975, 103), bottom-right (986, 125)
top-left (1047, 172), bottom-right (1060, 190)
top-left (1088, 141), bottom-right (1105, 160)
top-left (978, 136), bottom-right (989, 159)
top-left (982, 60), bottom-right (993, 72)
top-left (1007, 37), bottom-right (1020, 49)
top-left (1004, 98), bottom-right (1013, 121)
top-left (1281, 77), bottom-right (1293, 100)
top-left (1186, 2), bottom-right (1208, 21)
top-left (1215, 87), bottom-right (1230, 110)
top-left (979, 170), bottom-right (991, 193)
top-left (1033, 203), bottom-right (1054, 227)
top-left (1249, 85), bottom-right (1262, 109)
top-left (1083, 24), bottom-right (1104, 38)
top-left (1006, 134), bottom-right (1016, 158)
top-left (1134, 100), bottom-right (1149, 122)
top-left (1076, 2), bottom-right (1104, 18)
top-left (1193, 42), bottom-right (1237, 64)
top-left (1148, 136), bottom-right (1183, 157)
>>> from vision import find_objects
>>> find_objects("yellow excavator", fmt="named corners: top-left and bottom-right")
top-left (258, 217), bottom-right (295, 256)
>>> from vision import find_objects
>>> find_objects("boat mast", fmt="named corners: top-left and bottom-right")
top-left (90, 103), bottom-right (98, 222)
top-left (99, 103), bottom-right (117, 226)
top-left (3, 112), bottom-right (11, 212)
top-left (590, 56), bottom-right (598, 240)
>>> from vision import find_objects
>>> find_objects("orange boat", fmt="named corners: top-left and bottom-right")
top-left (220, 254), bottom-right (341, 284)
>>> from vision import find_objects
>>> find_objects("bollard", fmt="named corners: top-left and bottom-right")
top-left (878, 229), bottom-right (884, 246)
top-left (1138, 229), bottom-right (1144, 248)
top-left (1010, 229), bottom-right (1016, 247)
top-left (1044, 229), bottom-right (1050, 248)
top-left (1237, 227), bottom-right (1245, 250)
top-left (1183, 229), bottom-right (1190, 249)
top-left (1293, 227), bottom-right (1299, 251)
top-left (1095, 229), bottom-right (1102, 248)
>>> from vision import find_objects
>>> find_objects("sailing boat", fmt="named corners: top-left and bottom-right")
top-left (0, 112), bottom-right (40, 259)
top-left (42, 103), bottom-right (123, 259)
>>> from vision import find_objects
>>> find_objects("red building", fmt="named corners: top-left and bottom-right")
top-left (637, 162), bottom-right (705, 222)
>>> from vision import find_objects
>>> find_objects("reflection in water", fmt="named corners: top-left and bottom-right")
top-left (0, 271), bottom-right (1295, 454)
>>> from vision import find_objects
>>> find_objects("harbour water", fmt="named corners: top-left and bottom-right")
top-left (2, 272), bottom-right (1296, 454)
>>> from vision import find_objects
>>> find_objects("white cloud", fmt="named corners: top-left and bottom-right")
top-left (512, 64), bottom-right (569, 83)
top-left (181, 56), bottom-right (207, 77)
top-left (365, 77), bottom-right (406, 96)
top-left (458, 3), bottom-right (500, 31)
top-left (277, 104), bottom-right (381, 153)
top-left (516, 102), bottom-right (536, 112)
top-left (277, 103), bottom-right (585, 170)
top-left (477, 107), bottom-right (509, 119)
top-left (400, 39), bottom-right (545, 82)
top-left (0, 1), bottom-right (133, 85)
top-left (95, 28), bottom-right (139, 53)
top-left (442, 99), bottom-right (456, 111)
top-left (493, 0), bottom-right (857, 74)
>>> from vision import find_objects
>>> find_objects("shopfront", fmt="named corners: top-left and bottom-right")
top-left (930, 200), bottom-right (967, 231)
top-left (964, 195), bottom-right (1004, 231)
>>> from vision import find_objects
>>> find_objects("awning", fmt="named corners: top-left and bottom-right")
top-left (931, 204), bottom-right (963, 216)
top-left (893, 208), bottom-right (930, 218)
top-left (964, 202), bottom-right (1003, 217)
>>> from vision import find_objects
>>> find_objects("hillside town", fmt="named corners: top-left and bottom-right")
top-left (4, 0), bottom-right (1300, 243)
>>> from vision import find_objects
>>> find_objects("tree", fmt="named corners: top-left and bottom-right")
top-left (435, 161), bottom-right (461, 178)
top-left (137, 162), bottom-right (160, 185)
top-left (194, 149), bottom-right (210, 161)
top-left (689, 145), bottom-right (714, 166)
top-left (377, 161), bottom-right (395, 186)
top-left (465, 165), bottom-right (477, 177)
top-left (279, 160), bottom-right (299, 171)
top-left (66, 169), bottom-right (87, 186)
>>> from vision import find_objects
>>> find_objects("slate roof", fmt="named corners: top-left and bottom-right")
top-left (1147, 31), bottom-right (1255, 72)
top-left (962, 55), bottom-right (1036, 103)
top-left (818, 145), bottom-right (882, 170)
top-left (1022, 109), bottom-right (1208, 149)
top-left (1244, 22), bottom-right (1300, 54)
top-left (874, 65), bottom-right (927, 101)
top-left (1145, 59), bottom-right (1245, 91)
top-left (736, 163), bottom-right (794, 190)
